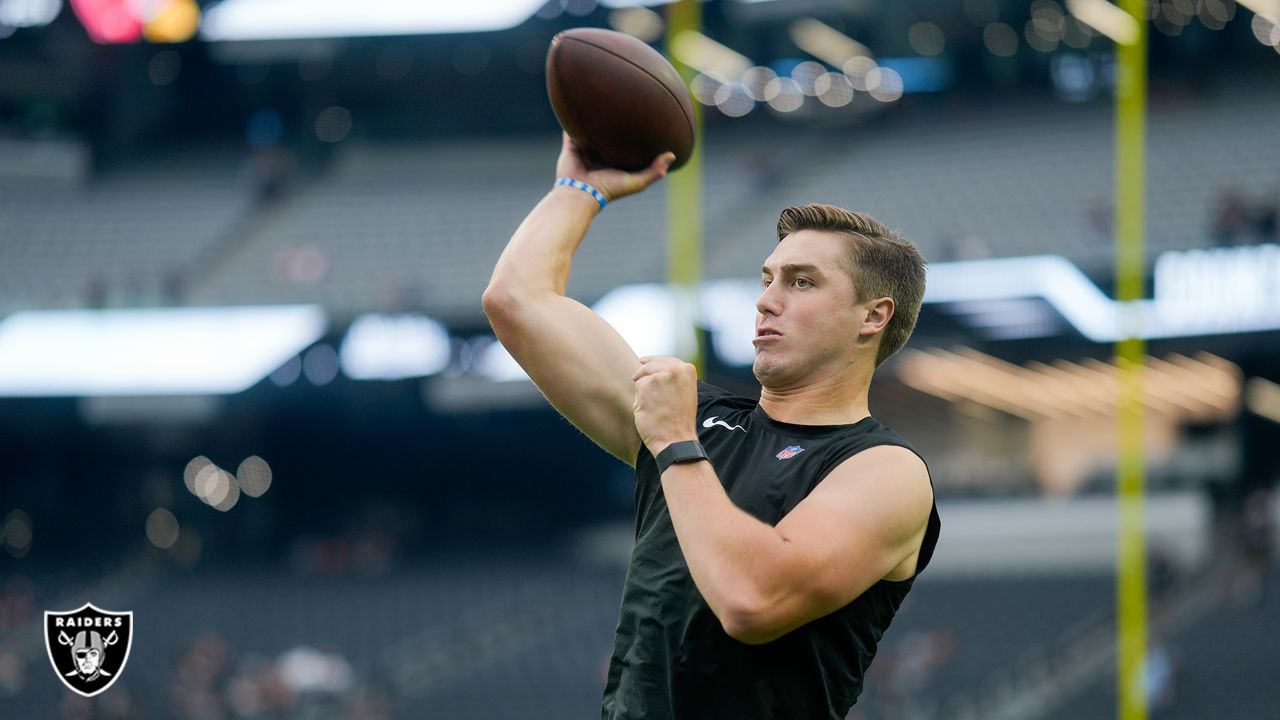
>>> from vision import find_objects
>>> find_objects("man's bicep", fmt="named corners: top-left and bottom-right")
top-left (771, 447), bottom-right (933, 620)
top-left (487, 294), bottom-right (643, 465)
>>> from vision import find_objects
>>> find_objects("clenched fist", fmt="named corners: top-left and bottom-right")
top-left (632, 356), bottom-right (699, 456)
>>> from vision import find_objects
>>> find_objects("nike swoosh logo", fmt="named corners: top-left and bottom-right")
top-left (702, 416), bottom-right (746, 432)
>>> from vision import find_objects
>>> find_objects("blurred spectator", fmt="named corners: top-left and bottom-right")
top-left (57, 689), bottom-right (139, 720)
top-left (161, 267), bottom-right (189, 305)
top-left (83, 273), bottom-right (109, 309)
top-left (862, 627), bottom-right (956, 717)
top-left (1084, 198), bottom-right (1112, 245)
top-left (1147, 542), bottom-right (1181, 621)
top-left (1212, 187), bottom-right (1250, 245)
top-left (0, 641), bottom-right (25, 698)
top-left (226, 653), bottom-right (296, 718)
top-left (1257, 186), bottom-right (1277, 242)
top-left (166, 631), bottom-right (372, 720)
top-left (252, 145), bottom-right (295, 208)
top-left (170, 632), bottom-right (232, 720)
top-left (0, 576), bottom-right (34, 631)
top-left (1240, 488), bottom-right (1274, 595)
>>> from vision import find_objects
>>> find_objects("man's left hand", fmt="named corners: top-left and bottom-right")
top-left (632, 356), bottom-right (699, 456)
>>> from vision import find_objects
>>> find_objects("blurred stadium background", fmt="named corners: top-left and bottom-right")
top-left (1, 0), bottom-right (1278, 718)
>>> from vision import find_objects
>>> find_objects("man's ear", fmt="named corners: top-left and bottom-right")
top-left (859, 296), bottom-right (894, 338)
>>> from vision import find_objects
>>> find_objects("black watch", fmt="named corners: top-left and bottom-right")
top-left (655, 440), bottom-right (710, 475)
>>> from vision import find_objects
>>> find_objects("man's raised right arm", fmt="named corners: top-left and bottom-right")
top-left (481, 135), bottom-right (675, 466)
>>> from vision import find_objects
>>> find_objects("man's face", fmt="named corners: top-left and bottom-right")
top-left (76, 648), bottom-right (101, 675)
top-left (754, 230), bottom-right (865, 388)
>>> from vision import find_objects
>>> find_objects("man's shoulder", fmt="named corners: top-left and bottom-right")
top-left (807, 419), bottom-right (928, 486)
top-left (695, 380), bottom-right (757, 409)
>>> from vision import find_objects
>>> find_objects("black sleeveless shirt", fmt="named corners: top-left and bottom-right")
top-left (602, 382), bottom-right (941, 720)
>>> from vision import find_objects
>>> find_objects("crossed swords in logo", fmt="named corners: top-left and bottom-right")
top-left (57, 629), bottom-right (119, 678)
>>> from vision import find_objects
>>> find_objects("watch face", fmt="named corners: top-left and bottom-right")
top-left (656, 441), bottom-right (708, 474)
top-left (669, 441), bottom-right (707, 462)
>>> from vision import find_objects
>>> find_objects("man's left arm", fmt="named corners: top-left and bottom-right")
top-left (632, 357), bottom-right (934, 645)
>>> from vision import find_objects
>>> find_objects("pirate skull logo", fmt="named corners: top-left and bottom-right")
top-left (45, 603), bottom-right (133, 697)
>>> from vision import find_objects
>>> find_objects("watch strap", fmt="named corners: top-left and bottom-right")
top-left (655, 440), bottom-right (710, 475)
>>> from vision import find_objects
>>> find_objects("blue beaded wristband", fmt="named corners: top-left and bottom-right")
top-left (555, 177), bottom-right (607, 209)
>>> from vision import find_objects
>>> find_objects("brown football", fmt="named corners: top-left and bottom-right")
top-left (546, 28), bottom-right (696, 172)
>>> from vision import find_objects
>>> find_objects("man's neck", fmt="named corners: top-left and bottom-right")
top-left (757, 370), bottom-right (873, 426)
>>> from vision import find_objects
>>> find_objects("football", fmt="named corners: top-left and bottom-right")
top-left (546, 28), bottom-right (696, 172)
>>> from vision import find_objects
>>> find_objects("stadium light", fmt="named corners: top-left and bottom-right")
top-left (669, 30), bottom-right (753, 84)
top-left (789, 18), bottom-right (872, 67)
top-left (0, 0), bottom-right (61, 29)
top-left (0, 305), bottom-right (326, 397)
top-left (1246, 377), bottom-right (1280, 423)
top-left (898, 348), bottom-right (1240, 423)
top-left (200, 0), bottom-right (546, 42)
top-left (1065, 0), bottom-right (1140, 45)
top-left (1237, 0), bottom-right (1280, 21)
top-left (339, 312), bottom-right (452, 381)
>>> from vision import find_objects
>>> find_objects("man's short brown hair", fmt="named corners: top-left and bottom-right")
top-left (776, 203), bottom-right (926, 366)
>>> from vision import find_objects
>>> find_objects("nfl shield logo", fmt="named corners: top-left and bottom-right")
top-left (776, 445), bottom-right (805, 460)
top-left (44, 603), bottom-right (133, 697)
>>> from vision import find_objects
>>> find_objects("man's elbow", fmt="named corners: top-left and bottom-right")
top-left (718, 582), bottom-right (844, 645)
top-left (718, 599), bottom-right (787, 646)
top-left (481, 282), bottom-right (515, 323)
top-left (482, 279), bottom-right (534, 331)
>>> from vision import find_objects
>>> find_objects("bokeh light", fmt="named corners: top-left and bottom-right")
top-left (814, 72), bottom-right (854, 107)
top-left (143, 0), bottom-right (199, 43)
top-left (1062, 16), bottom-right (1095, 48)
top-left (1026, 19), bottom-right (1059, 53)
top-left (184, 455), bottom-right (213, 496)
top-left (70, 0), bottom-right (143, 43)
top-left (212, 471), bottom-right (241, 512)
top-left (0, 0), bottom-right (61, 28)
top-left (716, 84), bottom-right (754, 117)
top-left (740, 66), bottom-right (777, 101)
top-left (607, 6), bottom-right (662, 43)
top-left (1031, 0), bottom-right (1066, 37)
top-left (790, 60), bottom-right (826, 96)
top-left (868, 67), bottom-right (904, 102)
top-left (1251, 12), bottom-right (1280, 46)
top-left (148, 49), bottom-right (181, 86)
top-left (237, 456), bottom-right (273, 498)
top-left (690, 72), bottom-right (729, 106)
top-left (843, 56), bottom-right (879, 91)
top-left (303, 344), bottom-right (340, 385)
top-left (984, 22), bottom-right (1020, 57)
top-left (314, 106), bottom-right (352, 143)
top-left (193, 462), bottom-right (224, 503)
top-left (270, 356), bottom-right (303, 387)
top-left (563, 0), bottom-right (596, 18)
top-left (146, 507), bottom-right (180, 549)
top-left (2, 509), bottom-right (32, 558)
top-left (908, 21), bottom-right (946, 56)
top-left (764, 76), bottom-right (804, 112)
top-left (1199, 0), bottom-right (1235, 29)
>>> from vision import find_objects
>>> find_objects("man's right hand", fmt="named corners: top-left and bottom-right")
top-left (555, 133), bottom-right (677, 203)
